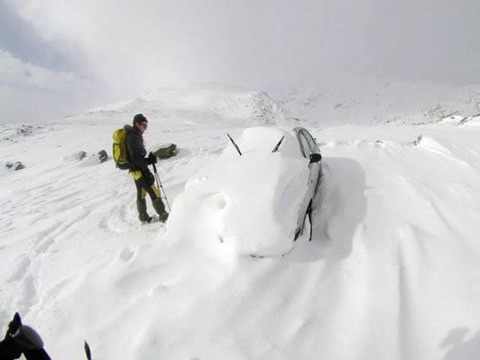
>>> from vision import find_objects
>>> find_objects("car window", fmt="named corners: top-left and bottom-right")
top-left (302, 130), bottom-right (319, 153)
top-left (298, 132), bottom-right (311, 158)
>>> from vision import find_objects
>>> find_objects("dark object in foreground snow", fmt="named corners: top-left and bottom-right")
top-left (84, 341), bottom-right (92, 360)
top-left (0, 312), bottom-right (51, 360)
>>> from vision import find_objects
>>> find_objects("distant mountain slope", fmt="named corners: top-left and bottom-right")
top-left (272, 78), bottom-right (480, 126)
top-left (66, 85), bottom-right (286, 129)
top-left (65, 79), bottom-right (480, 129)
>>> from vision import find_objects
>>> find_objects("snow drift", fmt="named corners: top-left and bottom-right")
top-left (168, 127), bottom-right (311, 256)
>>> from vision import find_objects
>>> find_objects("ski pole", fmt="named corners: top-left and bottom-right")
top-left (152, 163), bottom-right (171, 211)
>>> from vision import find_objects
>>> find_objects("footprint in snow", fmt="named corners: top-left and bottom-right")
top-left (119, 247), bottom-right (136, 262)
top-left (8, 255), bottom-right (31, 282)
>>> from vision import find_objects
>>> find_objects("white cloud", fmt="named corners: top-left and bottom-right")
top-left (8, 0), bottom-right (480, 93)
top-left (0, 49), bottom-right (84, 90)
top-left (5, 1), bottom-right (204, 96)
top-left (0, 49), bottom-right (105, 123)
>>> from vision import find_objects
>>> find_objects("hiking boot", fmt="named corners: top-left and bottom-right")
top-left (152, 198), bottom-right (169, 222)
top-left (159, 212), bottom-right (169, 223)
top-left (136, 199), bottom-right (150, 222)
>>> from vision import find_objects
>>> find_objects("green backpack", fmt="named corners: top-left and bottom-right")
top-left (112, 128), bottom-right (131, 170)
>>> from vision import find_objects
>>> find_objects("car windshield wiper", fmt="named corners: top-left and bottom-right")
top-left (227, 133), bottom-right (242, 156)
top-left (271, 136), bottom-right (285, 153)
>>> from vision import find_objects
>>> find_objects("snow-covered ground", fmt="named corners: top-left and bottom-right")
top-left (1, 84), bottom-right (480, 359)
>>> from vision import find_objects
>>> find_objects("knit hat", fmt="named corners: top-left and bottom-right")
top-left (133, 114), bottom-right (148, 125)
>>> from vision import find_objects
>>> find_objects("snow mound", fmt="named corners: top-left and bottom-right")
top-left (417, 137), bottom-right (453, 157)
top-left (460, 115), bottom-right (480, 127)
top-left (168, 127), bottom-right (309, 256)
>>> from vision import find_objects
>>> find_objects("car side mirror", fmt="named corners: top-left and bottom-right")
top-left (309, 153), bottom-right (322, 164)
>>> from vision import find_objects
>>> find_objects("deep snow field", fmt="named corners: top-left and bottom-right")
top-left (1, 85), bottom-right (480, 359)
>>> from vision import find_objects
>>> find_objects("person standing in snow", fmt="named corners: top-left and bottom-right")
top-left (124, 114), bottom-right (169, 223)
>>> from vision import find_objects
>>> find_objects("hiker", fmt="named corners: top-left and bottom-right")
top-left (124, 114), bottom-right (169, 223)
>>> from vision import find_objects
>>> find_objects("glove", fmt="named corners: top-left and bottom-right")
top-left (147, 152), bottom-right (157, 165)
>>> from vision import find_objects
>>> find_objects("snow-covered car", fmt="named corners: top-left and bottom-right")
top-left (169, 126), bottom-right (322, 257)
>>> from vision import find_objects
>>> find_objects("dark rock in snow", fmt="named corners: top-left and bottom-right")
top-left (73, 151), bottom-right (87, 161)
top-left (154, 144), bottom-right (177, 159)
top-left (98, 150), bottom-right (108, 163)
top-left (5, 161), bottom-right (25, 170)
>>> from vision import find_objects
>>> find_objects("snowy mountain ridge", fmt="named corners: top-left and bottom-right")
top-left (273, 79), bottom-right (480, 126)
top-left (66, 85), bottom-right (286, 129)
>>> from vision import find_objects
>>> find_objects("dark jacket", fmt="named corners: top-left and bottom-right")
top-left (124, 125), bottom-right (148, 173)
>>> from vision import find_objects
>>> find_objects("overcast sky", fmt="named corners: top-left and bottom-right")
top-left (1, 0), bottom-right (480, 123)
